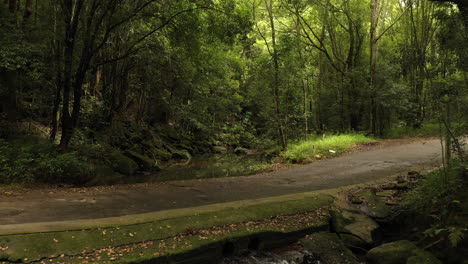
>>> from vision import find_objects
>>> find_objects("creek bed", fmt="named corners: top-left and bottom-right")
top-left (123, 153), bottom-right (271, 184)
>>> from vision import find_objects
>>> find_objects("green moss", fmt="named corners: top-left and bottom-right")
top-left (407, 253), bottom-right (442, 264)
top-left (301, 232), bottom-right (359, 264)
top-left (366, 240), bottom-right (420, 264)
top-left (0, 194), bottom-right (334, 262)
top-left (366, 240), bottom-right (441, 264)
top-left (356, 189), bottom-right (390, 218)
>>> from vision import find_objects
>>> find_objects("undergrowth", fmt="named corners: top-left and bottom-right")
top-left (280, 134), bottom-right (373, 163)
top-left (400, 161), bottom-right (467, 252)
top-left (384, 123), bottom-right (466, 139)
top-left (400, 162), bottom-right (466, 214)
top-left (0, 137), bottom-right (96, 185)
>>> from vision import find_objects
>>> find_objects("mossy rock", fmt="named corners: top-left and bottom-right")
top-left (357, 189), bottom-right (390, 219)
top-left (234, 147), bottom-right (249, 155)
top-left (406, 253), bottom-right (442, 264)
top-left (301, 232), bottom-right (359, 264)
top-left (331, 209), bottom-right (381, 248)
top-left (150, 147), bottom-right (172, 161)
top-left (213, 146), bottom-right (228, 154)
top-left (366, 240), bottom-right (441, 264)
top-left (171, 150), bottom-right (191, 160)
top-left (110, 151), bottom-right (139, 176)
top-left (376, 190), bottom-right (396, 198)
top-left (339, 233), bottom-right (368, 250)
top-left (126, 150), bottom-right (160, 171)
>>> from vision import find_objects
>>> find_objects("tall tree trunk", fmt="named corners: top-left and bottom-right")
top-left (8, 0), bottom-right (16, 13)
top-left (265, 0), bottom-right (287, 149)
top-left (369, 0), bottom-right (380, 135)
top-left (23, 0), bottom-right (32, 21)
top-left (59, 0), bottom-right (81, 149)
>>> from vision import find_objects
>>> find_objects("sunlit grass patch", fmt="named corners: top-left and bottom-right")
top-left (281, 134), bottom-right (374, 163)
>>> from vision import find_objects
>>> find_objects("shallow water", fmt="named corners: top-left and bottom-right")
top-left (221, 250), bottom-right (322, 264)
top-left (122, 153), bottom-right (271, 184)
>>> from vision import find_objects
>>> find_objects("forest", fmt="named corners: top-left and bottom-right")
top-left (0, 0), bottom-right (467, 185)
top-left (1, 1), bottom-right (468, 263)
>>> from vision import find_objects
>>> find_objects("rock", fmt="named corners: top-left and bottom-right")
top-left (366, 240), bottom-right (441, 264)
top-left (213, 146), bottom-right (228, 154)
top-left (150, 147), bottom-right (172, 161)
top-left (171, 150), bottom-right (191, 161)
top-left (110, 151), bottom-right (139, 176)
top-left (407, 253), bottom-right (442, 264)
top-left (376, 190), bottom-right (395, 198)
top-left (356, 189), bottom-right (391, 219)
top-left (407, 171), bottom-right (421, 178)
top-left (126, 150), bottom-right (160, 171)
top-left (234, 147), bottom-right (249, 155)
top-left (395, 183), bottom-right (410, 190)
top-left (331, 209), bottom-right (381, 248)
top-left (351, 199), bottom-right (363, 205)
top-left (301, 232), bottom-right (360, 264)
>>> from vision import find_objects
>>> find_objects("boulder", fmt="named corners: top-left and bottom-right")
top-left (406, 254), bottom-right (442, 264)
top-left (150, 147), bottom-right (172, 161)
top-left (234, 147), bottom-right (249, 155)
top-left (110, 151), bottom-right (139, 176)
top-left (331, 209), bottom-right (381, 248)
top-left (301, 232), bottom-right (360, 264)
top-left (366, 240), bottom-right (441, 264)
top-left (213, 146), bottom-right (228, 154)
top-left (171, 150), bottom-right (191, 161)
top-left (356, 189), bottom-right (391, 219)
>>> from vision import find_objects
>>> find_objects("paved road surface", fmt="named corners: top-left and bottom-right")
top-left (0, 138), bottom-right (442, 225)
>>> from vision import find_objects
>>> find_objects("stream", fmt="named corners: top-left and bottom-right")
top-left (122, 153), bottom-right (271, 184)
top-left (221, 250), bottom-right (321, 264)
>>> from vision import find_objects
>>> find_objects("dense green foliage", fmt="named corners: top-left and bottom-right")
top-left (400, 161), bottom-right (467, 253)
top-left (0, 0), bottom-right (466, 184)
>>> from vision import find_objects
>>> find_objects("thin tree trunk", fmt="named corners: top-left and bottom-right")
top-left (50, 44), bottom-right (62, 141)
top-left (8, 0), bottom-right (16, 13)
top-left (24, 0), bottom-right (32, 21)
top-left (265, 0), bottom-right (287, 149)
top-left (369, 0), bottom-right (380, 135)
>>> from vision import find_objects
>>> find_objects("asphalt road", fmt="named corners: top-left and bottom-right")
top-left (0, 138), bottom-right (442, 225)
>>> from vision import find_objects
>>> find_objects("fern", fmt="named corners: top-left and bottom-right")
top-left (448, 227), bottom-right (467, 247)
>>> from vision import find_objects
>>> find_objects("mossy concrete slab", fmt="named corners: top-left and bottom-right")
top-left (0, 194), bottom-right (333, 263)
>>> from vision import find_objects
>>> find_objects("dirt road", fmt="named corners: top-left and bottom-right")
top-left (0, 138), bottom-right (442, 225)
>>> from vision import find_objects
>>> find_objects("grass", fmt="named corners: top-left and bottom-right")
top-left (0, 194), bottom-right (334, 263)
top-left (384, 123), bottom-right (466, 139)
top-left (281, 134), bottom-right (374, 163)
